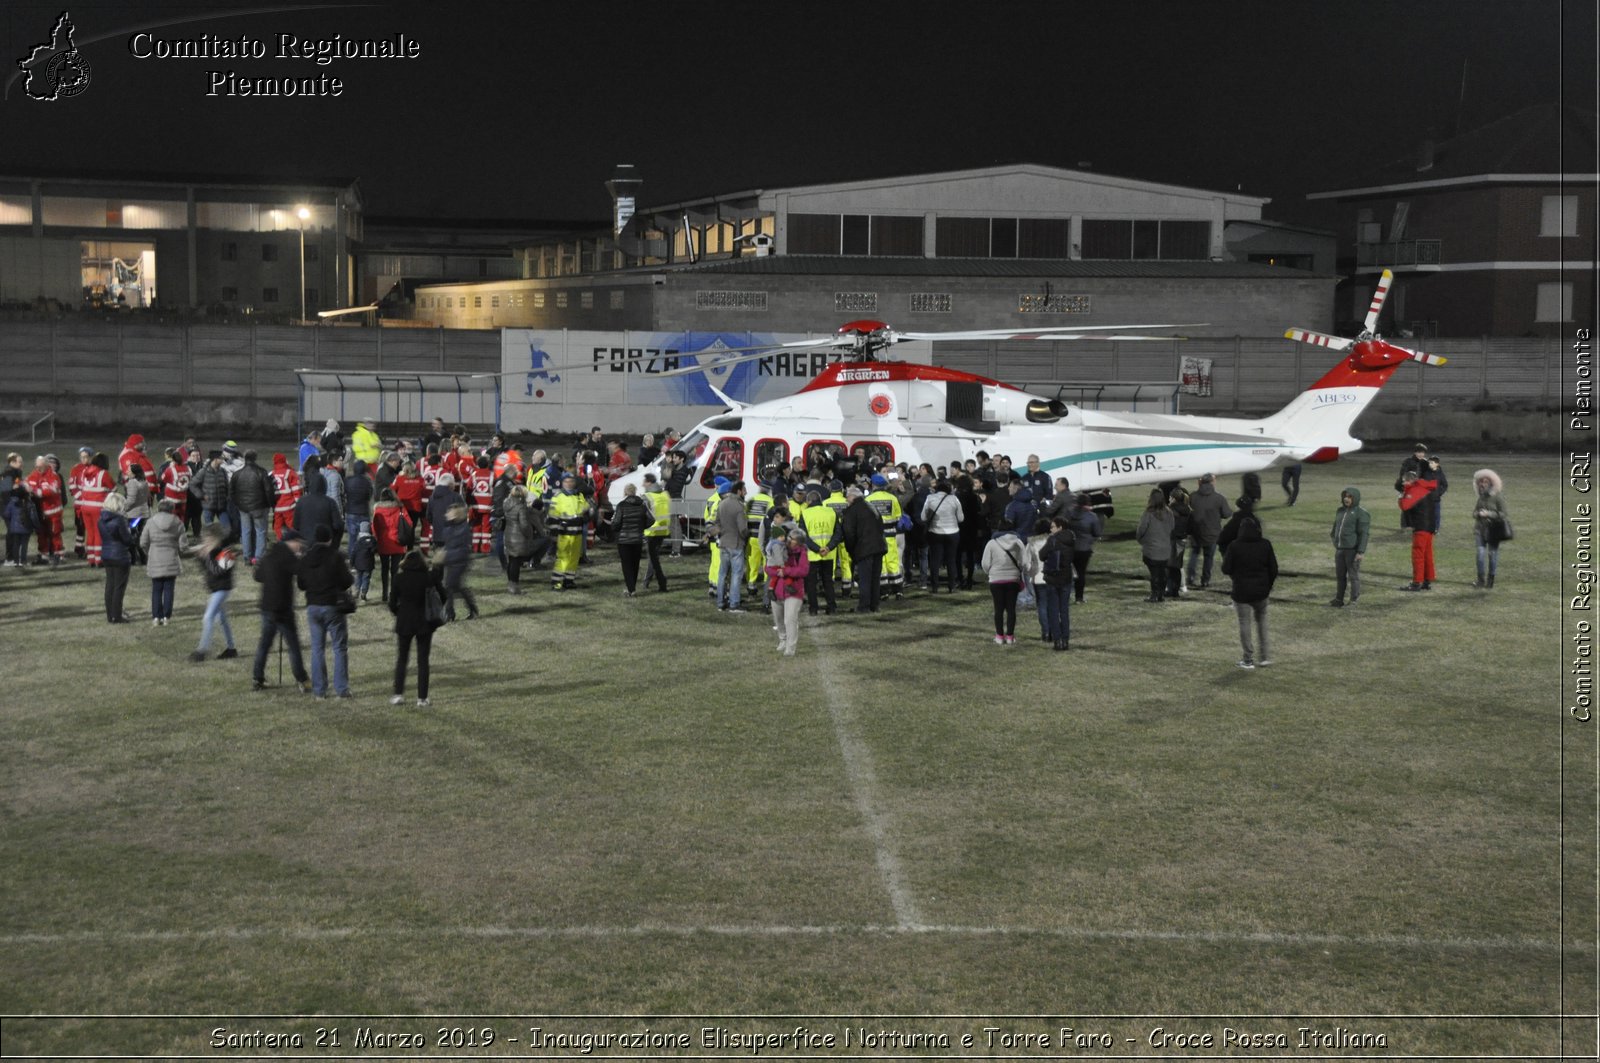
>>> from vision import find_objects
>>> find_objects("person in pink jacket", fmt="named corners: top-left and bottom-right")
top-left (766, 524), bottom-right (811, 657)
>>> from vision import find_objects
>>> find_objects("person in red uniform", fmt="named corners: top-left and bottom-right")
top-left (270, 453), bottom-right (302, 538)
top-left (117, 434), bottom-right (149, 480)
top-left (418, 446), bottom-right (443, 539)
top-left (77, 453), bottom-right (115, 567)
top-left (68, 446), bottom-right (94, 558)
top-left (26, 455), bottom-right (65, 564)
top-left (394, 460), bottom-right (425, 525)
top-left (1398, 470), bottom-right (1440, 592)
top-left (157, 447), bottom-right (191, 525)
top-left (468, 454), bottom-right (495, 553)
top-left (492, 443), bottom-right (524, 481)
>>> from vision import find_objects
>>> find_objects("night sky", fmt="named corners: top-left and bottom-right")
top-left (2, 0), bottom-right (1595, 221)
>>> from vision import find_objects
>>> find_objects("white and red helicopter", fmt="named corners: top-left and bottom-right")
top-left (598, 268), bottom-right (1443, 523)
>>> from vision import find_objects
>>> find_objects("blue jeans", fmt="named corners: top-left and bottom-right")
top-left (717, 542), bottom-right (744, 608)
top-left (305, 604), bottom-right (350, 696)
top-left (150, 575), bottom-right (176, 620)
top-left (253, 611), bottom-right (307, 684)
top-left (346, 514), bottom-right (365, 558)
top-left (239, 509), bottom-right (269, 562)
top-left (1186, 541), bottom-right (1217, 585)
top-left (1042, 583), bottom-right (1071, 641)
top-left (202, 508), bottom-right (231, 536)
top-left (1475, 529), bottom-right (1500, 580)
top-left (198, 589), bottom-right (234, 652)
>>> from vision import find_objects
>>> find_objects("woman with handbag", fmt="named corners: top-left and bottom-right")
top-left (390, 548), bottom-right (445, 707)
top-left (979, 520), bottom-right (1037, 645)
top-left (1472, 469), bottom-right (1510, 590)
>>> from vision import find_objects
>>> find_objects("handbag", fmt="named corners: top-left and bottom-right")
top-left (1004, 542), bottom-right (1036, 608)
top-left (335, 590), bottom-right (358, 615)
top-left (1488, 515), bottom-right (1514, 544)
top-left (423, 585), bottom-right (447, 629)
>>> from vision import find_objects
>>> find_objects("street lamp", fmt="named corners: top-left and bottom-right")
top-left (296, 205), bottom-right (310, 322)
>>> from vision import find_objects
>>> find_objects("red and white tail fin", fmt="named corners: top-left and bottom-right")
top-left (1262, 330), bottom-right (1448, 462)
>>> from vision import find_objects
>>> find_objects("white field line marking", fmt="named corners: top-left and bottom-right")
top-left (809, 618), bottom-right (925, 929)
top-left (1, 923), bottom-right (1580, 953)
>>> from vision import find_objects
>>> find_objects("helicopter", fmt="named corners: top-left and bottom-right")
top-left (596, 268), bottom-right (1443, 532)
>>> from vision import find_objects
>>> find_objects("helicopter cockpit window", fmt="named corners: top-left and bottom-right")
top-left (1025, 399), bottom-right (1071, 424)
top-left (700, 437), bottom-right (744, 489)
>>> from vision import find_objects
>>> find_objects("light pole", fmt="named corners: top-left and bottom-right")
top-left (296, 206), bottom-right (310, 322)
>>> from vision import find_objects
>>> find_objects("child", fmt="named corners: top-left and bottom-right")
top-left (351, 520), bottom-right (377, 602)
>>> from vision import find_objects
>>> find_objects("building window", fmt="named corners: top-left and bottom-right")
top-left (1132, 219), bottom-right (1160, 260)
top-left (1081, 219), bottom-right (1132, 259)
top-left (220, 242), bottom-right (238, 262)
top-left (491, 295), bottom-right (500, 308)
top-left (936, 217), bottom-right (989, 256)
top-left (261, 243), bottom-right (278, 262)
top-left (304, 243), bottom-right (319, 262)
top-left (473, 295), bottom-right (482, 308)
top-left (534, 292), bottom-right (546, 308)
top-left (609, 290), bottom-right (624, 310)
top-left (580, 291), bottom-right (594, 309)
top-left (220, 286), bottom-right (238, 301)
top-left (1536, 281), bottom-right (1573, 322)
top-left (1019, 218), bottom-right (1070, 258)
top-left (1541, 195), bottom-right (1578, 237)
top-left (1161, 220), bottom-right (1211, 259)
top-left (556, 292), bottom-right (568, 308)
top-left (841, 214), bottom-right (870, 256)
top-left (262, 287), bottom-right (279, 303)
top-left (789, 213), bottom-right (840, 254)
top-left (871, 215), bottom-right (924, 256)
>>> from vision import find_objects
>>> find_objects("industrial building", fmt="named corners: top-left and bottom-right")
top-left (0, 170), bottom-right (362, 316)
top-left (413, 164), bottom-right (1334, 337)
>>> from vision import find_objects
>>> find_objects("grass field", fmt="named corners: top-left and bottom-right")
top-left (1, 450), bottom-right (1593, 1058)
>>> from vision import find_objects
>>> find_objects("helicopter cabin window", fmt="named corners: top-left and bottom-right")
top-left (850, 441), bottom-right (894, 467)
top-left (802, 440), bottom-right (846, 476)
top-left (754, 439), bottom-right (789, 475)
top-left (700, 437), bottom-right (744, 488)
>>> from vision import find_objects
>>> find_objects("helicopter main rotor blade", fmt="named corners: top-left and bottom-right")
top-left (1284, 328), bottom-right (1355, 351)
top-left (1363, 268), bottom-right (1394, 335)
top-left (894, 324), bottom-right (1207, 342)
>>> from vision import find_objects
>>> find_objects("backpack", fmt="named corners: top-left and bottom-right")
top-left (1042, 534), bottom-right (1075, 587)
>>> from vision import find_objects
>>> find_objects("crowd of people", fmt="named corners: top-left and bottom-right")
top-left (1, 422), bottom-right (1514, 693)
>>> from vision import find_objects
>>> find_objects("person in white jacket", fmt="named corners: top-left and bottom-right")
top-left (980, 524), bottom-right (1037, 645)
top-left (920, 479), bottom-right (963, 593)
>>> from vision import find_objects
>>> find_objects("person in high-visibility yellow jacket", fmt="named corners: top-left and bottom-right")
top-left (866, 475), bottom-right (904, 597)
top-left (704, 478), bottom-right (729, 597)
top-left (547, 473), bottom-right (590, 590)
top-left (823, 481), bottom-right (852, 591)
top-left (799, 490), bottom-right (840, 615)
top-left (351, 420), bottom-right (382, 466)
top-left (642, 474), bottom-right (670, 593)
top-left (524, 450), bottom-right (551, 499)
top-left (744, 483), bottom-right (774, 590)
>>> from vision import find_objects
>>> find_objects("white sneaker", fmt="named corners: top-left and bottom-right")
top-left (993, 635), bottom-right (1006, 645)
top-left (1237, 659), bottom-right (1256, 670)
top-left (389, 694), bottom-right (405, 706)
top-left (1256, 659), bottom-right (1273, 668)
top-left (416, 697), bottom-right (431, 708)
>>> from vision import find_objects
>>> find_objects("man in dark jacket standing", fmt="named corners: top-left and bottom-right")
top-left (840, 486), bottom-right (887, 614)
top-left (293, 468), bottom-right (342, 550)
top-left (1221, 517), bottom-right (1277, 669)
top-left (297, 524), bottom-right (356, 698)
top-left (714, 481), bottom-right (749, 612)
top-left (344, 459), bottom-right (374, 560)
top-left (251, 529), bottom-right (310, 692)
top-left (1186, 473), bottom-right (1232, 589)
top-left (229, 450), bottom-right (276, 565)
top-left (196, 451), bottom-right (231, 534)
top-left (1329, 486), bottom-right (1371, 607)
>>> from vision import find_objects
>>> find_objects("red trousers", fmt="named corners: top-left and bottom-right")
top-left (273, 509), bottom-right (296, 538)
top-left (1411, 530), bottom-right (1436, 583)
top-left (471, 509), bottom-right (492, 553)
top-left (79, 505), bottom-right (103, 565)
top-left (36, 512), bottom-right (63, 555)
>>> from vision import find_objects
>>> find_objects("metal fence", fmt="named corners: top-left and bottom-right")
top-left (0, 321), bottom-right (1568, 420)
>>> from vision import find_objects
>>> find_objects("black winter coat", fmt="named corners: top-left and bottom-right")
top-left (611, 494), bottom-right (652, 545)
top-left (344, 465), bottom-right (374, 519)
top-left (230, 460), bottom-right (275, 512)
top-left (254, 540), bottom-right (300, 618)
top-left (1221, 523), bottom-right (1278, 603)
top-left (840, 497), bottom-right (887, 560)
top-left (296, 542), bottom-right (354, 606)
top-left (390, 552), bottom-right (444, 637)
top-left (293, 474), bottom-right (343, 549)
